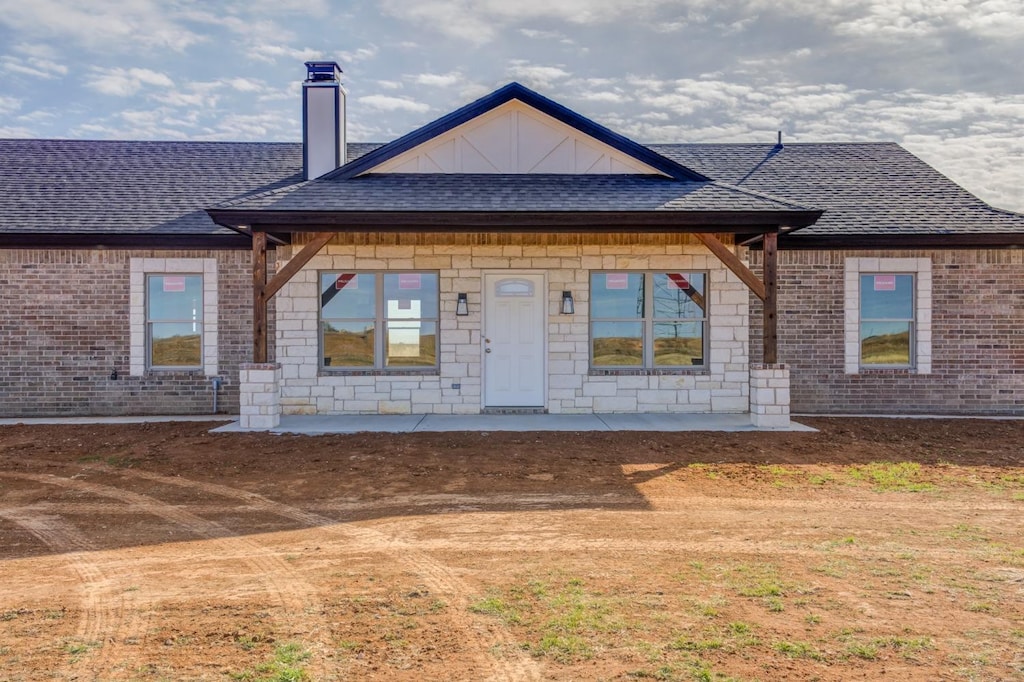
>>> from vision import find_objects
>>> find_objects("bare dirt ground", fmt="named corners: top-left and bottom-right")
top-left (0, 417), bottom-right (1022, 682)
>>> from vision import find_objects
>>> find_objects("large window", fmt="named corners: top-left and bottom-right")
top-left (844, 258), bottom-right (931, 375)
top-left (859, 273), bottom-right (915, 367)
top-left (320, 272), bottom-right (439, 370)
top-left (146, 274), bottom-right (204, 369)
top-left (590, 271), bottom-right (707, 369)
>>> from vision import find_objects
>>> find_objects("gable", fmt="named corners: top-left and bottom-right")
top-left (367, 100), bottom-right (664, 176)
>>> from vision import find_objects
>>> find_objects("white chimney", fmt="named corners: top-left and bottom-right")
top-left (302, 61), bottom-right (346, 180)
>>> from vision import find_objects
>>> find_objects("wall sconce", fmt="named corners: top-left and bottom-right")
top-left (560, 290), bottom-right (575, 315)
top-left (456, 292), bottom-right (469, 316)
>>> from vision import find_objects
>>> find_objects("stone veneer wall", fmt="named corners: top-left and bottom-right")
top-left (275, 233), bottom-right (752, 415)
top-left (0, 248), bottom-right (268, 417)
top-left (748, 248), bottom-right (1024, 415)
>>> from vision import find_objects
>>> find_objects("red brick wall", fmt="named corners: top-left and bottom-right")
top-left (749, 248), bottom-right (1024, 415)
top-left (0, 248), bottom-right (270, 417)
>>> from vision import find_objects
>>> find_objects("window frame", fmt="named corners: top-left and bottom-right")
top-left (129, 258), bottom-right (217, 377)
top-left (843, 257), bottom-right (931, 376)
top-left (858, 272), bottom-right (916, 370)
top-left (589, 270), bottom-right (709, 371)
top-left (319, 270), bottom-right (440, 372)
top-left (145, 273), bottom-right (205, 371)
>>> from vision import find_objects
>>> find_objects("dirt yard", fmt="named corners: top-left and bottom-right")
top-left (0, 418), bottom-right (1022, 681)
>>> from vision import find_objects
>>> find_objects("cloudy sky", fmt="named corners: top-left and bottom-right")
top-left (1, 0), bottom-right (1022, 211)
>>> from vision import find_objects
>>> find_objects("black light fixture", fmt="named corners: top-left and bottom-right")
top-left (456, 292), bottom-right (469, 316)
top-left (560, 290), bottom-right (575, 315)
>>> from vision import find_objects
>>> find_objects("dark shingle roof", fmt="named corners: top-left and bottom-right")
top-left (2, 138), bottom-right (1022, 242)
top-left (215, 173), bottom-right (815, 214)
top-left (652, 142), bottom-right (1024, 236)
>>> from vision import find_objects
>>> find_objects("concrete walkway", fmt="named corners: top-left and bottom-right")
top-left (0, 413), bottom-right (816, 433)
top-left (213, 413), bottom-right (817, 434)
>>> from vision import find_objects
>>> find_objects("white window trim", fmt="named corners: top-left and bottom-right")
top-left (130, 258), bottom-right (218, 376)
top-left (844, 257), bottom-right (931, 375)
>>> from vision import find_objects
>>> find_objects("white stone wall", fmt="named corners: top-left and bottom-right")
top-left (274, 240), bottom-right (751, 415)
top-left (750, 363), bottom-right (790, 428)
top-left (239, 362), bottom-right (282, 429)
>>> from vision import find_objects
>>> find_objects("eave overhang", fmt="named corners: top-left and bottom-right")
top-left (207, 208), bottom-right (825, 234)
top-left (744, 232), bottom-right (1024, 250)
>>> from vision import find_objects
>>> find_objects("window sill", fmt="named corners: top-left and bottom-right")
top-left (855, 367), bottom-right (917, 375)
top-left (320, 369), bottom-right (439, 377)
top-left (589, 368), bottom-right (710, 377)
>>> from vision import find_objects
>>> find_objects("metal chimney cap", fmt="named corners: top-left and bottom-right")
top-left (305, 61), bottom-right (342, 83)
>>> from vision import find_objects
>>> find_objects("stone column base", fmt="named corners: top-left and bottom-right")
top-left (750, 363), bottom-right (790, 429)
top-left (239, 362), bottom-right (281, 429)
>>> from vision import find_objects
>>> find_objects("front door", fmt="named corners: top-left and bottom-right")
top-left (483, 273), bottom-right (546, 407)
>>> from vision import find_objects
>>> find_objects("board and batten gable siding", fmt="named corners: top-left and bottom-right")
top-left (747, 248), bottom-right (1024, 415)
top-left (0, 248), bottom-right (271, 417)
top-left (273, 232), bottom-right (750, 415)
top-left (368, 100), bottom-right (664, 176)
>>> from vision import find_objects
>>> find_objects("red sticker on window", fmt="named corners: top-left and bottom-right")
top-left (335, 273), bottom-right (356, 290)
top-left (606, 273), bottom-right (628, 289)
top-left (398, 274), bottom-right (421, 290)
top-left (162, 276), bottom-right (186, 292)
top-left (874, 275), bottom-right (896, 291)
top-left (667, 273), bottom-right (690, 289)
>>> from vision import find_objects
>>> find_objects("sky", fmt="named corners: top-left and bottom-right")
top-left (1, 0), bottom-right (1022, 212)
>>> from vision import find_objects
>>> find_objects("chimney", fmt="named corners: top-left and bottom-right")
top-left (302, 61), bottom-right (346, 180)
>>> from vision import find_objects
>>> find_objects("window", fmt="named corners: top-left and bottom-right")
top-left (147, 274), bottom-right (204, 368)
top-left (129, 258), bottom-right (217, 376)
top-left (844, 258), bottom-right (931, 374)
top-left (859, 274), bottom-right (914, 367)
top-left (590, 271), bottom-right (707, 369)
top-left (320, 271), bottom-right (439, 370)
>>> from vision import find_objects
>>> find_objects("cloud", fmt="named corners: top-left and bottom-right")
top-left (85, 67), bottom-right (175, 97)
top-left (506, 61), bottom-right (571, 89)
top-left (0, 95), bottom-right (22, 115)
top-left (412, 72), bottom-right (463, 88)
top-left (357, 94), bottom-right (431, 113)
top-left (250, 43), bottom-right (325, 64)
top-left (1, 55), bottom-right (68, 80)
top-left (0, 0), bottom-right (203, 52)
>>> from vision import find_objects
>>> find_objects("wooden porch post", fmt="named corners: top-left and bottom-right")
top-left (762, 231), bottom-right (778, 364)
top-left (251, 230), bottom-right (335, 363)
top-left (252, 230), bottom-right (269, 363)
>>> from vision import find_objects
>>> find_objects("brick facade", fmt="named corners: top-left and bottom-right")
top-left (273, 232), bottom-right (751, 415)
top-left (0, 248), bottom-right (269, 417)
top-left (748, 248), bottom-right (1024, 415)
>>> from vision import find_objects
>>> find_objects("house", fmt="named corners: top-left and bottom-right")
top-left (1, 61), bottom-right (1021, 427)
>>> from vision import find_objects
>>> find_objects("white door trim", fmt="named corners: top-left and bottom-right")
top-left (481, 270), bottom-right (548, 409)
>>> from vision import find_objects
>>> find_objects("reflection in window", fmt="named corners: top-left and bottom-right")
top-left (147, 275), bottom-right (203, 368)
top-left (590, 272), bottom-right (707, 369)
top-left (860, 274), bottom-right (914, 367)
top-left (320, 272), bottom-right (439, 370)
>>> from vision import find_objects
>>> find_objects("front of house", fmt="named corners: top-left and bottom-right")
top-left (1, 61), bottom-right (1021, 426)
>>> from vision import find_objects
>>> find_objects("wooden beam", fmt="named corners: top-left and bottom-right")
top-left (762, 231), bottom-right (779, 364)
top-left (693, 233), bottom-right (767, 301)
top-left (252, 231), bottom-right (268, 363)
top-left (263, 231), bottom-right (334, 300)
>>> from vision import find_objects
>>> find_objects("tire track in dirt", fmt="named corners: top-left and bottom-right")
top-left (75, 464), bottom-right (543, 682)
top-left (0, 471), bottom-right (334, 681)
top-left (0, 508), bottom-right (144, 680)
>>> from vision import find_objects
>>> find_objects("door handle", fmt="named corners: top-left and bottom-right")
top-left (485, 348), bottom-right (492, 353)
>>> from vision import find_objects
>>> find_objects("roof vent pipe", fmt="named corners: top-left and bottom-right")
top-left (302, 61), bottom-right (346, 180)
top-left (775, 130), bottom-right (784, 149)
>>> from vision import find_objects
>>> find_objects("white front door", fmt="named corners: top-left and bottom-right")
top-left (483, 273), bottom-right (546, 407)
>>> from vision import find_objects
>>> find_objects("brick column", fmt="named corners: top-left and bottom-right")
top-left (239, 362), bottom-right (281, 429)
top-left (750, 363), bottom-right (790, 428)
